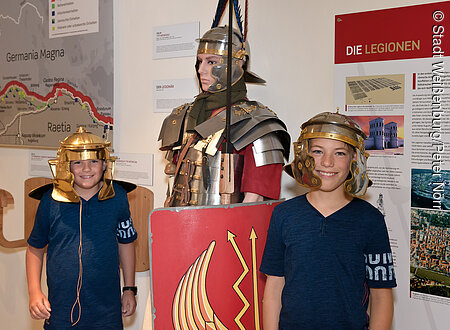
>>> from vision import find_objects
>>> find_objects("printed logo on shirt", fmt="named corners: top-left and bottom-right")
top-left (117, 217), bottom-right (137, 239)
top-left (364, 253), bottom-right (396, 281)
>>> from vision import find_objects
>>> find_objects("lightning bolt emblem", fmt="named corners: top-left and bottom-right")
top-left (227, 230), bottom-right (250, 329)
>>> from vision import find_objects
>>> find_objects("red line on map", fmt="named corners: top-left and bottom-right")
top-left (0, 80), bottom-right (113, 124)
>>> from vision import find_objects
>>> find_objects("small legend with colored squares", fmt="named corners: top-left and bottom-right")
top-left (49, 0), bottom-right (99, 39)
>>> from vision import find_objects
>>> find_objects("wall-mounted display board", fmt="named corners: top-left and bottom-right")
top-left (335, 2), bottom-right (449, 329)
top-left (152, 22), bottom-right (199, 60)
top-left (0, 0), bottom-right (113, 148)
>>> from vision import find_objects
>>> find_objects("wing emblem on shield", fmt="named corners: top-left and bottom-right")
top-left (172, 241), bottom-right (228, 329)
top-left (172, 228), bottom-right (262, 330)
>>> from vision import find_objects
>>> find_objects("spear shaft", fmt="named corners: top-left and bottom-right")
top-left (225, 0), bottom-right (233, 154)
top-left (219, 0), bottom-right (236, 204)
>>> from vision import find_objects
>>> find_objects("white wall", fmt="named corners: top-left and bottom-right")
top-left (0, 0), bottom-right (440, 329)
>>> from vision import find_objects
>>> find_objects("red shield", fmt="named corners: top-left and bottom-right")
top-left (150, 201), bottom-right (280, 329)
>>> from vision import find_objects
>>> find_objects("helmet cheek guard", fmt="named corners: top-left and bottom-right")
top-left (285, 112), bottom-right (371, 197)
top-left (209, 56), bottom-right (244, 92)
top-left (49, 160), bottom-right (78, 203)
top-left (286, 139), bottom-right (322, 189)
top-left (49, 127), bottom-right (116, 203)
top-left (345, 141), bottom-right (370, 196)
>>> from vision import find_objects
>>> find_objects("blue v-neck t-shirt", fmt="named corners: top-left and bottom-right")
top-left (260, 194), bottom-right (396, 329)
top-left (28, 182), bottom-right (137, 329)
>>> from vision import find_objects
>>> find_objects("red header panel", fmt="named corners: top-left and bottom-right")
top-left (335, 1), bottom-right (450, 64)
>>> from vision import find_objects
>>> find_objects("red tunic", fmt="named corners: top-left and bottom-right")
top-left (238, 143), bottom-right (282, 200)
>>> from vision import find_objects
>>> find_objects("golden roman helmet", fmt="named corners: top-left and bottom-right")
top-left (48, 127), bottom-right (116, 203)
top-left (284, 111), bottom-right (371, 197)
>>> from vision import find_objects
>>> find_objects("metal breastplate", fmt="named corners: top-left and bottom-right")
top-left (169, 146), bottom-right (243, 207)
top-left (162, 100), bottom-right (290, 206)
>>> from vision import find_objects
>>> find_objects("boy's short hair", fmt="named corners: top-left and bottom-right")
top-left (285, 112), bottom-right (371, 197)
top-left (48, 127), bottom-right (116, 203)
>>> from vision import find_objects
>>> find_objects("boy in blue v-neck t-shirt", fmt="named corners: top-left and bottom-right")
top-left (26, 128), bottom-right (138, 329)
top-left (260, 112), bottom-right (396, 330)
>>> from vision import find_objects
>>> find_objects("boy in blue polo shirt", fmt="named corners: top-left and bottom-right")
top-left (26, 127), bottom-right (138, 329)
top-left (260, 112), bottom-right (396, 329)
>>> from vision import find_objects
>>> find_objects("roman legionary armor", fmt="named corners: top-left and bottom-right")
top-left (153, 2), bottom-right (289, 329)
top-left (159, 25), bottom-right (290, 206)
top-left (159, 98), bottom-right (290, 206)
top-left (159, 24), bottom-right (290, 206)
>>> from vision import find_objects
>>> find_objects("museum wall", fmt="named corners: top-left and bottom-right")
top-left (0, 0), bottom-right (440, 329)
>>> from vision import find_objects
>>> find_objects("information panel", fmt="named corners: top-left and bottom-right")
top-left (0, 0), bottom-right (113, 148)
top-left (335, 2), bottom-right (449, 328)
